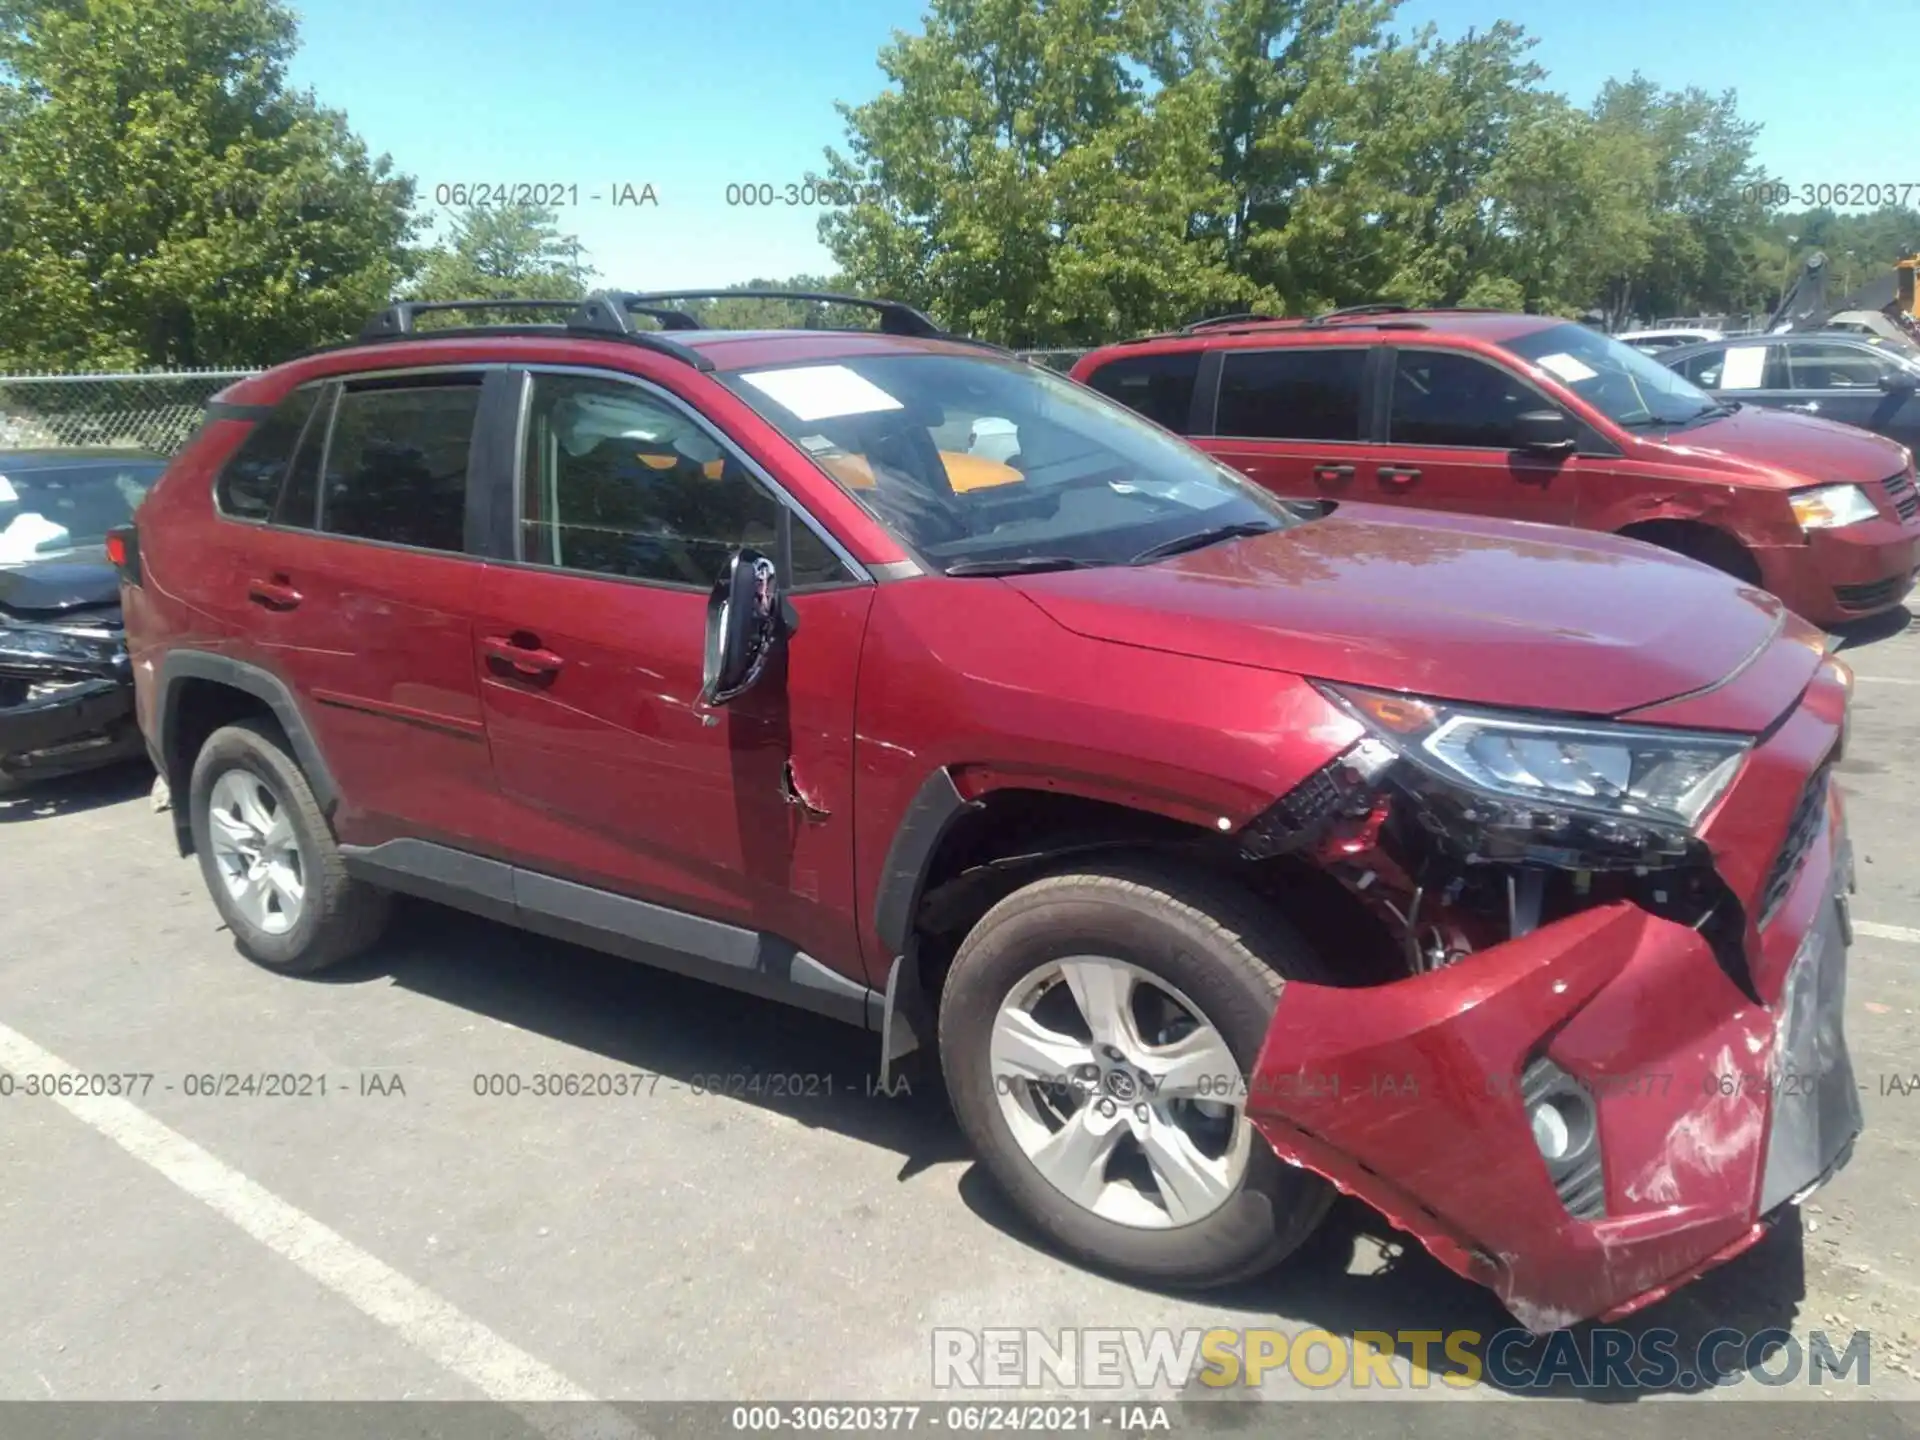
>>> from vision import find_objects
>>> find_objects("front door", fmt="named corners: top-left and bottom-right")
top-left (472, 367), bottom-right (875, 985)
top-left (1372, 347), bottom-right (1581, 525)
top-left (1196, 345), bottom-right (1375, 504)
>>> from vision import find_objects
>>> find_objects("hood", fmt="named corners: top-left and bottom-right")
top-left (1649, 404), bottom-right (1911, 486)
top-left (1007, 505), bottom-right (1797, 718)
top-left (0, 548), bottom-right (119, 617)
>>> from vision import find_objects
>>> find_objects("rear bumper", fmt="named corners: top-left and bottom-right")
top-left (1245, 702), bottom-right (1860, 1331)
top-left (1762, 521), bottom-right (1919, 622)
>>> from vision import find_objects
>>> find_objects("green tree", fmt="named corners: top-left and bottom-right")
top-left (409, 203), bottom-right (594, 316)
top-left (0, 0), bottom-right (418, 369)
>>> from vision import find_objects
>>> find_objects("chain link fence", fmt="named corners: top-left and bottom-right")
top-left (0, 370), bottom-right (260, 456)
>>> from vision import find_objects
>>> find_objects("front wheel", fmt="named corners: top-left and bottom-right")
top-left (938, 859), bottom-right (1334, 1288)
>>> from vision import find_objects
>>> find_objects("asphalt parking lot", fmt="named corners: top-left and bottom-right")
top-left (4, 611), bottom-right (1920, 1434)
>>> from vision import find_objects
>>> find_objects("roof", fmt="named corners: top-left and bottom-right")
top-left (0, 448), bottom-right (169, 468)
top-left (1085, 308), bottom-right (1565, 359)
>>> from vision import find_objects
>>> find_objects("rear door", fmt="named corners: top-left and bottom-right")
top-left (252, 368), bottom-right (504, 850)
top-left (1197, 346), bottom-right (1376, 502)
top-left (1373, 346), bottom-right (1582, 524)
top-left (472, 365), bottom-right (874, 983)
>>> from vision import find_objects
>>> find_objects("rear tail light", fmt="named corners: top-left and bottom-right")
top-left (106, 524), bottom-right (142, 586)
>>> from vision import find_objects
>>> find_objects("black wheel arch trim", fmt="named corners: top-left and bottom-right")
top-left (155, 652), bottom-right (341, 818)
top-left (873, 766), bottom-right (978, 960)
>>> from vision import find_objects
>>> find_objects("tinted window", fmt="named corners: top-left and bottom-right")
top-left (1083, 352), bottom-right (1201, 433)
top-left (0, 460), bottom-right (165, 563)
top-left (1389, 350), bottom-right (1542, 447)
top-left (1671, 344), bottom-right (1784, 392)
top-left (216, 387), bottom-right (318, 520)
top-left (1216, 349), bottom-right (1366, 440)
top-left (272, 386), bottom-right (331, 529)
top-left (1786, 342), bottom-right (1900, 389)
top-left (318, 383), bottom-right (479, 552)
top-left (725, 354), bottom-right (1308, 571)
top-left (1670, 346), bottom-right (1729, 387)
top-left (521, 373), bottom-right (849, 588)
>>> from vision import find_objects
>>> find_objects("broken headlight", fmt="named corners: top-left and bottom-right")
top-left (1316, 683), bottom-right (1750, 868)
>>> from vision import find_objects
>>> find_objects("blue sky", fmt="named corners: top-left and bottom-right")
top-left (286, 0), bottom-right (1898, 289)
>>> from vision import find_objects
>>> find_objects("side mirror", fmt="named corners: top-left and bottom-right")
top-left (700, 548), bottom-right (792, 706)
top-left (1880, 370), bottom-right (1919, 396)
top-left (1512, 409), bottom-right (1577, 454)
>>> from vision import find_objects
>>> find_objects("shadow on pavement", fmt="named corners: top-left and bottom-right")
top-left (294, 896), bottom-right (1821, 1403)
top-left (1829, 605), bottom-right (1914, 653)
top-left (0, 759), bottom-right (152, 822)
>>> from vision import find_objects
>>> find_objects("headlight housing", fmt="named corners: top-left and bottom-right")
top-left (1789, 483), bottom-right (1879, 530)
top-left (1316, 684), bottom-right (1751, 868)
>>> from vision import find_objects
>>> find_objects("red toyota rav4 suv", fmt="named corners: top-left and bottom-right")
top-left (1072, 306), bottom-right (1920, 625)
top-left (117, 291), bottom-right (1861, 1332)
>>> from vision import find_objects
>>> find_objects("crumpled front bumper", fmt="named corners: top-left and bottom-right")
top-left (0, 620), bottom-right (137, 777)
top-left (1244, 690), bottom-right (1861, 1332)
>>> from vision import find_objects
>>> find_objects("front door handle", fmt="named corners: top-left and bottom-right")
top-left (1783, 402), bottom-right (1820, 413)
top-left (1312, 463), bottom-right (1356, 484)
top-left (247, 576), bottom-right (302, 611)
top-left (1377, 465), bottom-right (1422, 485)
top-left (481, 633), bottom-right (565, 679)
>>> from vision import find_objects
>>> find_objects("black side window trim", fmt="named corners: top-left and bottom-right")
top-left (211, 383), bottom-right (323, 525)
top-left (506, 363), bottom-right (872, 593)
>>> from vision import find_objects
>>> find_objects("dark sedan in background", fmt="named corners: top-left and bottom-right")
top-left (0, 449), bottom-right (166, 785)
top-left (1659, 333), bottom-right (1920, 449)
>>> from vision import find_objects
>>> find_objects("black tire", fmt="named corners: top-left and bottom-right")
top-left (1634, 525), bottom-right (1761, 587)
top-left (188, 718), bottom-right (390, 974)
top-left (938, 856), bottom-right (1335, 1289)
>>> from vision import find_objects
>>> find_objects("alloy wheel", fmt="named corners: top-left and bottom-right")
top-left (205, 767), bottom-right (307, 936)
top-left (989, 956), bottom-right (1252, 1229)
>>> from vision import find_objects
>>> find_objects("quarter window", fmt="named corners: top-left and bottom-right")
top-left (318, 381), bottom-right (480, 552)
top-left (1388, 351), bottom-right (1543, 448)
top-left (519, 373), bottom-right (849, 588)
top-left (1216, 349), bottom-right (1367, 441)
top-left (215, 387), bottom-right (318, 520)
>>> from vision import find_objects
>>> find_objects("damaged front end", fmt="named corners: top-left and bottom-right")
top-left (0, 597), bottom-right (138, 782)
top-left (1237, 671), bottom-right (1861, 1332)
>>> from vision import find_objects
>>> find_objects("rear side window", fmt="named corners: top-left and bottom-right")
top-left (1083, 352), bottom-right (1202, 433)
top-left (1216, 349), bottom-right (1367, 441)
top-left (319, 382), bottom-right (481, 552)
top-left (215, 387), bottom-right (319, 520)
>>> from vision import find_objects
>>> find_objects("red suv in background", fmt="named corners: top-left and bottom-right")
top-left (117, 291), bottom-right (1860, 1332)
top-left (1072, 306), bottom-right (1920, 625)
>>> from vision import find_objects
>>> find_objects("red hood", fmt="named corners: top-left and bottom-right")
top-left (1008, 505), bottom-right (1809, 719)
top-left (1642, 403), bottom-right (1911, 486)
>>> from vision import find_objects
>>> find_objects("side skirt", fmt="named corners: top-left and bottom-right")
top-left (341, 838), bottom-right (877, 1030)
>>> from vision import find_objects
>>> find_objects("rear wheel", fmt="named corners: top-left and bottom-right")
top-left (938, 859), bottom-right (1334, 1288)
top-left (189, 719), bottom-right (390, 974)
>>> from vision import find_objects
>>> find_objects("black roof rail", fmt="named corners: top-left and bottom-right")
top-left (589, 289), bottom-right (948, 339)
top-left (359, 298), bottom-right (579, 339)
top-left (1181, 311), bottom-right (1287, 334)
top-left (1315, 303), bottom-right (1413, 321)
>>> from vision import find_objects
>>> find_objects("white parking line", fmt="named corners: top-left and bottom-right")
top-left (1853, 675), bottom-right (1920, 686)
top-left (0, 1021), bottom-right (644, 1438)
top-left (1856, 919), bottom-right (1920, 944)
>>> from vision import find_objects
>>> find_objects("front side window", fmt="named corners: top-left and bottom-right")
top-left (1082, 352), bottom-right (1202, 433)
top-left (1216, 349), bottom-right (1367, 441)
top-left (215, 387), bottom-right (318, 520)
top-left (318, 381), bottom-right (480, 552)
top-left (0, 459), bottom-right (166, 564)
top-left (1785, 342), bottom-right (1903, 390)
top-left (519, 373), bottom-right (849, 588)
top-left (1501, 321), bottom-right (1722, 427)
top-left (723, 353), bottom-right (1312, 572)
top-left (1388, 350), bottom-right (1546, 448)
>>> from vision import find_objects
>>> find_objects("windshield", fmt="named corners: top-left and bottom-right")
top-left (1501, 322), bottom-right (1720, 427)
top-left (723, 353), bottom-right (1311, 572)
top-left (0, 459), bottom-right (163, 565)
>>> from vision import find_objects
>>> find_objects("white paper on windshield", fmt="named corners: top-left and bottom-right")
top-left (740, 365), bottom-right (905, 422)
top-left (1534, 352), bottom-right (1597, 383)
top-left (0, 476), bottom-right (15, 503)
top-left (0, 511), bottom-right (70, 563)
top-left (1720, 346), bottom-right (1768, 390)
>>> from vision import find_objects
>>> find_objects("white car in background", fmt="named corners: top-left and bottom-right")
top-left (1616, 326), bottom-right (1725, 354)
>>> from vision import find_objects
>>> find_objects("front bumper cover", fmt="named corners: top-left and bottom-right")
top-left (1244, 735), bottom-right (1860, 1332)
top-left (0, 617), bottom-right (137, 777)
